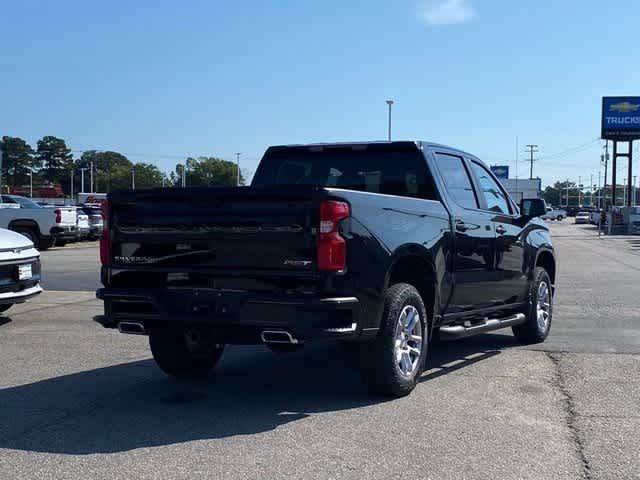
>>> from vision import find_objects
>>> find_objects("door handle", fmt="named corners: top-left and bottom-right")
top-left (495, 225), bottom-right (507, 235)
top-left (455, 221), bottom-right (469, 232)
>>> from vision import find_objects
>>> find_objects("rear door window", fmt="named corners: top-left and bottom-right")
top-left (432, 153), bottom-right (478, 209)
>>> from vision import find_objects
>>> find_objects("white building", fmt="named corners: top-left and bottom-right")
top-left (498, 178), bottom-right (542, 203)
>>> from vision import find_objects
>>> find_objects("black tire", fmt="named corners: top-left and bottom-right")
top-left (358, 283), bottom-right (429, 397)
top-left (266, 344), bottom-right (304, 354)
top-left (512, 267), bottom-right (553, 344)
top-left (39, 238), bottom-right (55, 251)
top-left (557, 215), bottom-right (564, 221)
top-left (55, 240), bottom-right (67, 247)
top-left (13, 228), bottom-right (37, 246)
top-left (0, 304), bottom-right (13, 313)
top-left (149, 326), bottom-right (225, 378)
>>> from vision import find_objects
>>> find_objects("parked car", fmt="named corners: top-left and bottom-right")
top-left (0, 195), bottom-right (77, 249)
top-left (0, 227), bottom-right (42, 313)
top-left (94, 141), bottom-right (556, 397)
top-left (575, 211), bottom-right (591, 224)
top-left (76, 211), bottom-right (91, 240)
top-left (80, 204), bottom-right (103, 240)
top-left (542, 206), bottom-right (567, 221)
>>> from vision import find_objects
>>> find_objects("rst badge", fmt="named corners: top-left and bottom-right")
top-left (283, 259), bottom-right (313, 267)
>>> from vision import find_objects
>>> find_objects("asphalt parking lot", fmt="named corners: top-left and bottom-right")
top-left (1, 222), bottom-right (638, 479)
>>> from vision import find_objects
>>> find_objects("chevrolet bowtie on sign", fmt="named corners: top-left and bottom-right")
top-left (602, 96), bottom-right (640, 140)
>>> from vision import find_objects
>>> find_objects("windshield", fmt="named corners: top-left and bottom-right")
top-left (5, 196), bottom-right (42, 209)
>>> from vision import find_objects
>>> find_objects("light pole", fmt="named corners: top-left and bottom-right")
top-left (70, 169), bottom-right (74, 200)
top-left (386, 100), bottom-right (394, 142)
top-left (131, 167), bottom-right (136, 190)
top-left (634, 175), bottom-right (638, 206)
top-left (90, 160), bottom-right (94, 193)
top-left (80, 167), bottom-right (87, 193)
top-left (29, 169), bottom-right (33, 198)
top-left (235, 152), bottom-right (241, 186)
top-left (578, 176), bottom-right (582, 206)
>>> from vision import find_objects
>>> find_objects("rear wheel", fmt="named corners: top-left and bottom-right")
top-left (557, 215), bottom-right (564, 221)
top-left (150, 326), bottom-right (225, 378)
top-left (358, 283), bottom-right (428, 397)
top-left (39, 238), bottom-right (55, 250)
top-left (13, 228), bottom-right (37, 246)
top-left (512, 267), bottom-right (553, 344)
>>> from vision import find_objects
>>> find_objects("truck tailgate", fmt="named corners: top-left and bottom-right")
top-left (109, 187), bottom-right (321, 272)
top-left (57, 206), bottom-right (77, 227)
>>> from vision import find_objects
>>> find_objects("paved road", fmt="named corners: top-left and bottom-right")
top-left (1, 222), bottom-right (638, 479)
top-left (39, 241), bottom-right (100, 292)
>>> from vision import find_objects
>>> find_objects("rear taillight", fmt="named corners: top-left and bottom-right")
top-left (54, 209), bottom-right (61, 224)
top-left (317, 200), bottom-right (350, 271)
top-left (100, 201), bottom-right (110, 264)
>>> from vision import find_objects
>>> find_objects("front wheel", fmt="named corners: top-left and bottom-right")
top-left (512, 267), bottom-right (553, 344)
top-left (150, 326), bottom-right (225, 378)
top-left (358, 283), bottom-right (428, 397)
top-left (557, 215), bottom-right (564, 221)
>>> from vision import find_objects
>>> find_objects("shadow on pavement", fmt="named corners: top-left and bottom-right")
top-left (0, 333), bottom-right (519, 455)
top-left (0, 316), bottom-right (11, 327)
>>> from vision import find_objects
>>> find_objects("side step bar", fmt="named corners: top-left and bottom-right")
top-left (438, 313), bottom-right (526, 340)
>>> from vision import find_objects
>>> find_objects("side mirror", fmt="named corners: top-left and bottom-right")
top-left (519, 198), bottom-right (546, 218)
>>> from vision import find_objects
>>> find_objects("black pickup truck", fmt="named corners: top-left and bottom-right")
top-left (95, 141), bottom-right (555, 396)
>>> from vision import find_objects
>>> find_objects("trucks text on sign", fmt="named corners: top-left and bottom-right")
top-left (601, 97), bottom-right (640, 140)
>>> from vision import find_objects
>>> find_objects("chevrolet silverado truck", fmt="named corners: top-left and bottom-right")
top-left (95, 141), bottom-right (556, 396)
top-left (0, 195), bottom-right (77, 249)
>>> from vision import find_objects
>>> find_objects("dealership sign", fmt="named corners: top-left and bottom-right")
top-left (490, 165), bottom-right (509, 179)
top-left (601, 96), bottom-right (640, 140)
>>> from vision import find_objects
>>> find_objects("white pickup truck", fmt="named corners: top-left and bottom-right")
top-left (541, 206), bottom-right (567, 221)
top-left (0, 195), bottom-right (77, 250)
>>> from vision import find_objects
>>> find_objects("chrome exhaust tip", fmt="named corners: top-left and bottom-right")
top-left (118, 321), bottom-right (147, 335)
top-left (260, 330), bottom-right (299, 344)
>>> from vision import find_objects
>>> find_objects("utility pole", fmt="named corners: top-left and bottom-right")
top-left (386, 100), bottom-right (394, 142)
top-left (70, 169), bottom-right (74, 200)
top-left (235, 153), bottom-right (241, 186)
top-left (90, 161), bottom-right (94, 193)
top-left (602, 142), bottom-right (609, 209)
top-left (29, 169), bottom-right (33, 198)
top-left (0, 144), bottom-right (3, 195)
top-left (634, 175), bottom-right (638, 206)
top-left (131, 167), bottom-right (136, 190)
top-left (525, 144), bottom-right (538, 179)
top-left (590, 174), bottom-right (594, 206)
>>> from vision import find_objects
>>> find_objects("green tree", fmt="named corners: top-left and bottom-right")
top-left (36, 136), bottom-right (73, 185)
top-left (79, 150), bottom-right (131, 192)
top-left (131, 163), bottom-right (164, 189)
top-left (177, 156), bottom-right (244, 187)
top-left (0, 136), bottom-right (39, 186)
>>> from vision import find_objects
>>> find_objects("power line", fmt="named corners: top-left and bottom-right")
top-left (536, 138), bottom-right (601, 161)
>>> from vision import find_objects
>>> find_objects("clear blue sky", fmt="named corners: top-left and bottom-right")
top-left (1, 0), bottom-right (639, 186)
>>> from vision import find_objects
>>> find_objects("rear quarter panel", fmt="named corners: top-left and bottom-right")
top-left (326, 188), bottom-right (452, 330)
